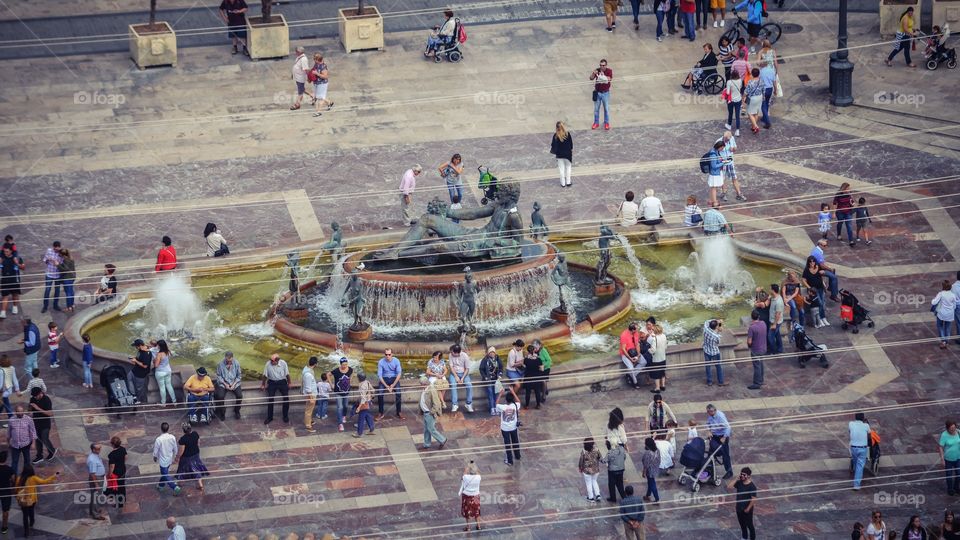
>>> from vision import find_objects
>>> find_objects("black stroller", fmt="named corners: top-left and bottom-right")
top-left (850, 422), bottom-right (882, 476)
top-left (839, 289), bottom-right (875, 334)
top-left (793, 322), bottom-right (829, 369)
top-left (677, 437), bottom-right (723, 492)
top-left (100, 364), bottom-right (138, 418)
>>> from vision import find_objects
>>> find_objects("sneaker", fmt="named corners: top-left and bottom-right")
top-left (46, 448), bottom-right (58, 461)
top-left (720, 20), bottom-right (725, 27)
top-left (464, 404), bottom-right (474, 413)
top-left (491, 409), bottom-right (498, 416)
top-left (657, 36), bottom-right (663, 42)
top-left (451, 404), bottom-right (459, 412)
top-left (747, 384), bottom-right (762, 390)
top-left (338, 424), bottom-right (344, 432)
top-left (734, 129), bottom-right (740, 136)
top-left (306, 428), bottom-right (316, 433)
top-left (11, 306), bottom-right (17, 314)
top-left (823, 319), bottom-right (831, 326)
top-left (0, 311), bottom-right (5, 319)
top-left (724, 123), bottom-right (731, 130)
top-left (312, 112), bottom-right (322, 117)
top-left (40, 307), bottom-right (47, 314)
top-left (736, 194), bottom-right (746, 201)
top-left (173, 486), bottom-right (182, 496)
top-left (31, 456), bottom-right (44, 465)
top-left (612, 21), bottom-right (616, 28)
top-left (51, 364), bottom-right (59, 369)
top-left (606, 27), bottom-right (613, 32)
top-left (320, 415), bottom-right (328, 420)
top-left (591, 123), bottom-right (599, 130)
top-left (713, 21), bottom-right (718, 27)
top-left (199, 414), bottom-right (208, 424)
top-left (190, 414), bottom-right (198, 424)
top-left (866, 240), bottom-right (873, 245)
top-left (604, 123), bottom-right (610, 130)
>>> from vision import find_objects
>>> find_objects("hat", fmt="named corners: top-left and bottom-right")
top-left (131, 339), bottom-right (145, 347)
top-left (339, 357), bottom-right (349, 364)
top-left (197, 367), bottom-right (208, 376)
top-left (486, 346), bottom-right (496, 354)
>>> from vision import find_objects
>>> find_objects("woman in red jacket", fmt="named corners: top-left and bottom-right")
top-left (155, 236), bottom-right (177, 272)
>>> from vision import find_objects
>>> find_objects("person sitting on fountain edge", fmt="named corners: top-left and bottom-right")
top-left (702, 203), bottom-right (732, 236)
top-left (184, 367), bottom-right (215, 424)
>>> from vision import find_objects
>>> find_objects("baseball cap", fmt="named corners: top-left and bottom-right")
top-left (131, 339), bottom-right (145, 347)
top-left (339, 357), bottom-right (349, 364)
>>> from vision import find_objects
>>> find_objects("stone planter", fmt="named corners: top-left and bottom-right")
top-left (879, 0), bottom-right (920, 36)
top-left (128, 21), bottom-right (177, 70)
top-left (246, 14), bottom-right (290, 60)
top-left (933, 0), bottom-right (960, 26)
top-left (338, 6), bottom-right (384, 53)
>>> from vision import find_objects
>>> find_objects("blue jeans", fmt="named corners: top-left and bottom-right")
top-left (357, 408), bottom-right (374, 435)
top-left (835, 210), bottom-right (854, 243)
top-left (484, 379), bottom-right (498, 411)
top-left (593, 91), bottom-right (610, 124)
top-left (682, 12), bottom-right (696, 40)
top-left (449, 373), bottom-right (473, 406)
top-left (946, 459), bottom-right (960, 493)
top-left (83, 363), bottom-right (93, 386)
top-left (823, 270), bottom-right (839, 298)
top-left (645, 475), bottom-right (660, 502)
top-left (814, 288), bottom-right (827, 318)
top-left (444, 179), bottom-right (463, 203)
top-left (42, 276), bottom-right (61, 310)
top-left (655, 11), bottom-right (665, 37)
top-left (954, 307), bottom-right (960, 336)
top-left (630, 0), bottom-right (641, 22)
top-left (61, 279), bottom-right (75, 308)
top-left (850, 446), bottom-right (867, 488)
top-left (704, 352), bottom-right (723, 384)
top-left (335, 394), bottom-right (350, 425)
top-left (2, 396), bottom-right (12, 418)
top-left (761, 87), bottom-right (773, 126)
top-left (187, 393), bottom-right (212, 416)
top-left (667, 6), bottom-right (677, 31)
top-left (767, 323), bottom-right (783, 355)
top-left (49, 348), bottom-right (59, 367)
top-left (751, 352), bottom-right (765, 385)
top-left (158, 464), bottom-right (178, 491)
top-left (938, 318), bottom-right (953, 343)
top-left (727, 101), bottom-right (741, 129)
top-left (314, 398), bottom-right (328, 418)
top-left (787, 299), bottom-right (804, 327)
top-left (9, 445), bottom-right (30, 475)
top-left (24, 352), bottom-right (37, 377)
top-left (423, 412), bottom-right (446, 447)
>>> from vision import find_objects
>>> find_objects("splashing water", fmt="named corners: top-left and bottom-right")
top-left (614, 234), bottom-right (649, 291)
top-left (146, 272), bottom-right (207, 337)
top-left (675, 235), bottom-right (755, 297)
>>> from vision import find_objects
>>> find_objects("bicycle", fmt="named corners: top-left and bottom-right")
top-left (719, 11), bottom-right (782, 48)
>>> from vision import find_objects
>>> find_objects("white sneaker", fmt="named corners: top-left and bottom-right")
top-left (0, 311), bottom-right (5, 319)
top-left (10, 306), bottom-right (17, 314)
top-left (823, 319), bottom-right (831, 326)
top-left (464, 404), bottom-right (474, 413)
top-left (451, 404), bottom-right (459, 412)
top-left (735, 129), bottom-right (740, 136)
top-left (657, 36), bottom-right (663, 42)
top-left (720, 20), bottom-right (725, 27)
top-left (724, 123), bottom-right (731, 130)
top-left (713, 21), bottom-right (718, 27)
top-left (491, 409), bottom-right (498, 416)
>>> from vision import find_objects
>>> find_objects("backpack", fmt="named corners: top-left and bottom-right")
top-left (336, 372), bottom-right (351, 393)
top-left (758, 0), bottom-right (768, 18)
top-left (457, 20), bottom-right (467, 44)
top-left (699, 152), bottom-right (713, 174)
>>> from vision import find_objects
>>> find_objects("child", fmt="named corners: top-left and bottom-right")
top-left (683, 195), bottom-right (703, 227)
top-left (94, 263), bottom-right (118, 304)
top-left (1, 235), bottom-right (15, 255)
top-left (82, 333), bottom-right (94, 388)
top-left (665, 419), bottom-right (679, 469)
top-left (804, 288), bottom-right (825, 328)
top-left (855, 197), bottom-right (872, 245)
top-left (315, 372), bottom-right (331, 420)
top-left (817, 203), bottom-right (831, 240)
top-left (449, 194), bottom-right (462, 224)
top-left (47, 322), bottom-right (62, 369)
top-left (686, 419), bottom-right (699, 441)
top-left (22, 368), bottom-right (45, 396)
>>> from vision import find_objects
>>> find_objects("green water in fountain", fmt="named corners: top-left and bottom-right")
top-left (85, 241), bottom-right (786, 375)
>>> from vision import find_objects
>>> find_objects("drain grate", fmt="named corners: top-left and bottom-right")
top-left (798, 74), bottom-right (811, 82)
top-left (780, 23), bottom-right (803, 34)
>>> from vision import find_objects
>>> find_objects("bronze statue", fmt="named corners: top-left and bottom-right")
top-left (530, 201), bottom-right (549, 240)
top-left (596, 224), bottom-right (614, 285)
top-left (457, 266), bottom-right (478, 334)
top-left (319, 222), bottom-right (344, 254)
top-left (286, 251), bottom-right (302, 302)
top-left (341, 264), bottom-right (367, 330)
top-left (551, 253), bottom-right (572, 314)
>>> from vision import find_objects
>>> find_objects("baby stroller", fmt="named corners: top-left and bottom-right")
top-left (477, 166), bottom-right (498, 205)
top-left (432, 18), bottom-right (465, 63)
top-left (677, 437), bottom-right (724, 492)
top-left (100, 364), bottom-right (138, 418)
top-left (839, 289), bottom-right (874, 334)
top-left (793, 322), bottom-right (829, 369)
top-left (923, 25), bottom-right (957, 70)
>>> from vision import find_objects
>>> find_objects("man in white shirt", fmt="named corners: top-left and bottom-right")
top-left (302, 357), bottom-right (318, 433)
top-left (849, 412), bottom-right (870, 490)
top-left (86, 443), bottom-right (107, 520)
top-left (290, 46), bottom-right (310, 111)
top-left (638, 189), bottom-right (664, 226)
top-left (448, 344), bottom-right (474, 413)
top-left (399, 165), bottom-right (423, 226)
top-left (616, 191), bottom-right (640, 227)
top-left (152, 422), bottom-right (181, 495)
top-left (167, 517), bottom-right (186, 540)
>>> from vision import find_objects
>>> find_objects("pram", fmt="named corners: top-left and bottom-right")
top-left (677, 437), bottom-right (724, 492)
top-left (839, 289), bottom-right (875, 334)
top-left (923, 25), bottom-right (957, 70)
top-left (793, 322), bottom-right (829, 369)
top-left (477, 166), bottom-right (498, 205)
top-left (100, 364), bottom-right (138, 418)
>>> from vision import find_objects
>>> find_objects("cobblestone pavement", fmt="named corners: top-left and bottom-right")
top-left (0, 9), bottom-right (958, 540)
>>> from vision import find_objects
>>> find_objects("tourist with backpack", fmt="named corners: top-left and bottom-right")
top-left (733, 0), bottom-right (765, 51)
top-left (702, 140), bottom-right (726, 206)
top-left (496, 393), bottom-right (522, 465)
top-left (330, 358), bottom-right (354, 432)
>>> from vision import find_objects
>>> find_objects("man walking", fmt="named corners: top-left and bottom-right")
top-left (218, 0), bottom-right (248, 56)
top-left (153, 422), bottom-right (181, 496)
top-left (758, 61), bottom-right (776, 129)
top-left (602, 0), bottom-right (619, 32)
top-left (448, 344), bottom-right (473, 413)
top-left (167, 516), bottom-right (186, 540)
top-left (419, 380), bottom-right (447, 450)
top-left (19, 319), bottom-right (41, 377)
top-left (767, 283), bottom-right (784, 355)
top-left (260, 354), bottom-right (291, 425)
top-left (86, 443), bottom-right (107, 520)
top-left (399, 165), bottom-right (423, 226)
top-left (703, 319), bottom-right (725, 386)
top-left (214, 351), bottom-right (243, 420)
top-left (619, 485), bottom-right (646, 540)
top-left (290, 46), bottom-right (311, 111)
top-left (727, 467), bottom-right (757, 540)
top-left (745, 310), bottom-right (767, 390)
top-left (28, 388), bottom-right (56, 464)
top-left (849, 412), bottom-right (870, 490)
top-left (302, 357), bottom-right (318, 433)
top-left (40, 241), bottom-right (62, 313)
top-left (590, 60), bottom-right (613, 130)
top-left (376, 349), bottom-right (404, 421)
top-left (7, 405), bottom-right (35, 474)
top-left (706, 404), bottom-right (733, 479)
top-left (810, 239), bottom-right (840, 301)
top-left (128, 339), bottom-right (152, 404)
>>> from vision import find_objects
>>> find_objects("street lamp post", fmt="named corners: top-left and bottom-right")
top-left (829, 0), bottom-right (854, 106)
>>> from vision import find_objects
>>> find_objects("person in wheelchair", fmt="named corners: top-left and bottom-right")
top-left (424, 9), bottom-right (457, 58)
top-left (184, 367), bottom-right (215, 424)
top-left (681, 43), bottom-right (718, 91)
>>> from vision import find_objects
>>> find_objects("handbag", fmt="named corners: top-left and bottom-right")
top-left (721, 88), bottom-right (731, 103)
top-left (358, 400), bottom-right (370, 411)
top-left (592, 90), bottom-right (598, 102)
top-left (106, 473), bottom-right (119, 491)
top-left (774, 75), bottom-right (783, 98)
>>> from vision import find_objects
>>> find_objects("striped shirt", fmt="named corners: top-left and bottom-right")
top-left (702, 320), bottom-right (722, 356)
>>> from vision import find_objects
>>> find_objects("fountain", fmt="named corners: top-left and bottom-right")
top-left (146, 272), bottom-right (209, 339)
top-left (676, 235), bottom-right (756, 297)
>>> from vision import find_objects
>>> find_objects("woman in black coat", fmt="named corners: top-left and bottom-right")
top-left (550, 121), bottom-right (574, 188)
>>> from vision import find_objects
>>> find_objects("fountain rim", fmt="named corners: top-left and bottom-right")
top-left (341, 240), bottom-right (557, 284)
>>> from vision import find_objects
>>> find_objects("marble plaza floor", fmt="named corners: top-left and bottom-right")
top-left (0, 6), bottom-right (959, 540)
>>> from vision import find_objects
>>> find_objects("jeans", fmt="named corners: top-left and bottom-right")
top-left (946, 459), bottom-right (960, 493)
top-left (814, 288), bottom-right (827, 318)
top-left (423, 412), bottom-right (446, 447)
top-left (682, 12), bottom-right (696, 39)
top-left (335, 394), bottom-right (350, 425)
top-left (445, 179), bottom-right (463, 203)
top-left (448, 373), bottom-right (473, 406)
top-left (630, 0), bottom-right (641, 22)
top-left (357, 408), bottom-right (374, 435)
top-left (501, 429), bottom-right (521, 464)
top-left (607, 469), bottom-right (625, 501)
top-left (655, 11), bottom-right (665, 37)
top-left (727, 101), bottom-right (742, 129)
top-left (131, 375), bottom-right (149, 404)
top-left (622, 355), bottom-right (643, 385)
top-left (751, 352), bottom-right (765, 385)
top-left (83, 363), bottom-right (93, 386)
top-left (315, 398), bottom-right (329, 418)
top-left (835, 210), bottom-right (854, 242)
top-left (9, 445), bottom-right (30, 474)
top-left (711, 435), bottom-right (732, 473)
top-left (24, 352), bottom-right (38, 379)
top-left (214, 385), bottom-right (243, 418)
top-left (35, 426), bottom-right (55, 459)
top-left (954, 307), bottom-right (960, 336)
top-left (704, 352), bottom-right (723, 384)
top-left (695, 0), bottom-right (710, 26)
top-left (158, 464), bottom-right (178, 491)
top-left (155, 371), bottom-right (176, 404)
top-left (767, 323), bottom-right (783, 355)
top-left (938, 318), bottom-right (953, 343)
top-left (2, 395), bottom-right (12, 418)
top-left (42, 276), bottom-right (61, 310)
top-left (61, 279), bottom-right (75, 308)
top-left (187, 393), bottom-right (212, 417)
top-left (265, 379), bottom-right (290, 421)
top-left (823, 270), bottom-right (839, 298)
top-left (761, 87), bottom-right (773, 126)
top-left (49, 348), bottom-right (59, 367)
top-left (645, 475), bottom-right (660, 502)
top-left (737, 509), bottom-right (756, 540)
top-left (583, 472), bottom-right (601, 499)
top-left (851, 445), bottom-right (867, 488)
top-left (484, 378), bottom-right (498, 411)
top-left (593, 91), bottom-right (610, 125)
top-left (787, 299), bottom-right (804, 327)
top-left (887, 37), bottom-right (912, 64)
top-left (377, 377), bottom-right (402, 415)
top-left (667, 5), bottom-right (677, 31)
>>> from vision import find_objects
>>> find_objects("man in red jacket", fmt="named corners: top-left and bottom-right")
top-left (155, 236), bottom-right (177, 272)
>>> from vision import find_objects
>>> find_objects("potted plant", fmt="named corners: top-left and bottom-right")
top-left (338, 0), bottom-right (384, 53)
top-left (246, 0), bottom-right (290, 60)
top-left (128, 0), bottom-right (177, 69)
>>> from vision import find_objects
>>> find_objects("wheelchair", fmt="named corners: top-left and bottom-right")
top-left (685, 69), bottom-right (726, 96)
